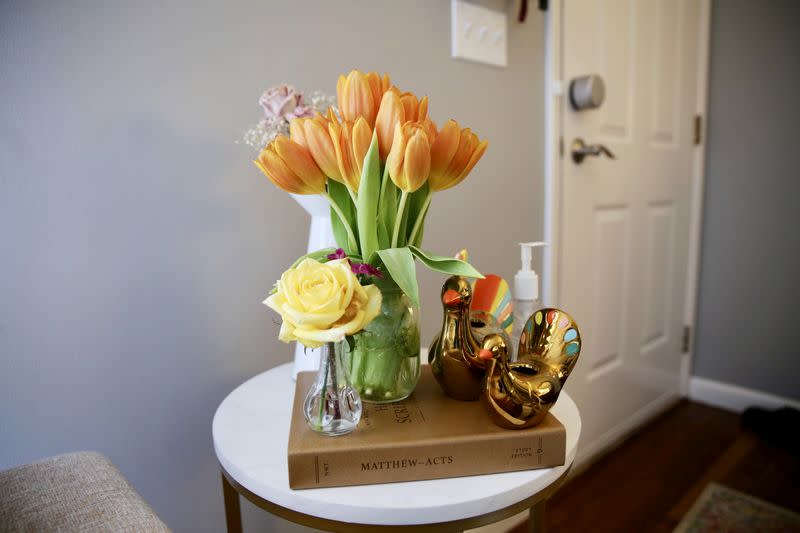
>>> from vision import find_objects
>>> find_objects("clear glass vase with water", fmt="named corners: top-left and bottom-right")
top-left (303, 340), bottom-right (362, 436)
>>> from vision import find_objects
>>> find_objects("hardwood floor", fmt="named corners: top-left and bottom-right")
top-left (511, 400), bottom-right (800, 532)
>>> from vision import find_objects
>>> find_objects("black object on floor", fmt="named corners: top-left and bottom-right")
top-left (741, 406), bottom-right (800, 456)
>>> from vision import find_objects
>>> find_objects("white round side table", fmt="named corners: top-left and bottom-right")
top-left (213, 363), bottom-right (581, 532)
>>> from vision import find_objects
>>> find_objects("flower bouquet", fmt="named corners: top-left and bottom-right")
top-left (253, 70), bottom-right (487, 405)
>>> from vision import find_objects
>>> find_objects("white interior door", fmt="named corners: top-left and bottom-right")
top-left (554, 0), bottom-right (706, 464)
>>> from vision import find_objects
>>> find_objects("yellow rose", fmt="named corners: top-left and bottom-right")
top-left (264, 258), bottom-right (382, 348)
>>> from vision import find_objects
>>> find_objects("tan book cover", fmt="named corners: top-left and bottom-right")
top-left (287, 366), bottom-right (566, 489)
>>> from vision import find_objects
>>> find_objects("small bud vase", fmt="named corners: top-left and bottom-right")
top-left (303, 340), bottom-right (362, 436)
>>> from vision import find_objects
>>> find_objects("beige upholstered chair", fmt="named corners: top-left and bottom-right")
top-left (0, 451), bottom-right (170, 532)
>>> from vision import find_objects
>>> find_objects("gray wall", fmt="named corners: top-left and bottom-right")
top-left (693, 0), bottom-right (800, 400)
top-left (0, 1), bottom-right (544, 531)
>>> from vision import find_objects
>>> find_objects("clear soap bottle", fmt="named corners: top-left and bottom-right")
top-left (512, 242), bottom-right (548, 356)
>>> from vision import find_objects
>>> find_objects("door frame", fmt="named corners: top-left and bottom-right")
top-left (542, 0), bottom-right (712, 463)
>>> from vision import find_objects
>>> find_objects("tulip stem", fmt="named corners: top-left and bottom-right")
top-left (392, 191), bottom-right (409, 248)
top-left (407, 190), bottom-right (433, 247)
top-left (347, 187), bottom-right (358, 206)
top-left (323, 192), bottom-right (359, 253)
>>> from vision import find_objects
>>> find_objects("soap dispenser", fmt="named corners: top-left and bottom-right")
top-left (512, 242), bottom-right (549, 354)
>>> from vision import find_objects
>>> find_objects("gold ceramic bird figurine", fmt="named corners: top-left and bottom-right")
top-left (481, 308), bottom-right (581, 429)
top-left (429, 276), bottom-right (509, 401)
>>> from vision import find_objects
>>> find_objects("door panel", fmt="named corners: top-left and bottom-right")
top-left (640, 202), bottom-right (676, 355)
top-left (558, 0), bottom-right (702, 460)
top-left (649, 0), bottom-right (684, 147)
top-left (588, 206), bottom-right (629, 378)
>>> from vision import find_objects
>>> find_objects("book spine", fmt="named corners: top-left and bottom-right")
top-left (288, 430), bottom-right (566, 489)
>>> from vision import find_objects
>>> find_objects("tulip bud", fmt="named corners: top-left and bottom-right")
top-left (366, 72), bottom-right (391, 115)
top-left (375, 91), bottom-right (405, 159)
top-left (329, 116), bottom-right (374, 191)
top-left (352, 117), bottom-right (372, 173)
top-left (387, 122), bottom-right (432, 193)
top-left (294, 113), bottom-right (342, 181)
top-left (337, 70), bottom-right (391, 127)
top-left (254, 136), bottom-right (327, 195)
top-left (428, 120), bottom-right (488, 192)
top-left (289, 119), bottom-right (308, 148)
top-left (397, 91), bottom-right (429, 122)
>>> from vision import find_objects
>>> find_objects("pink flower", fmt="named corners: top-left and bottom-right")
top-left (259, 85), bottom-right (314, 121)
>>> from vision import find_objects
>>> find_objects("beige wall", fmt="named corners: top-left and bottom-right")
top-left (0, 1), bottom-right (545, 530)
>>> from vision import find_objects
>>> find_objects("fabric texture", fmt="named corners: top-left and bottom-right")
top-left (674, 482), bottom-right (800, 533)
top-left (0, 451), bottom-right (170, 532)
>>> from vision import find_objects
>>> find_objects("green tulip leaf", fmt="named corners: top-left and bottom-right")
top-left (290, 248), bottom-right (337, 268)
top-left (408, 246), bottom-right (484, 279)
top-left (356, 132), bottom-right (381, 261)
top-left (378, 167), bottom-right (398, 249)
top-left (327, 180), bottom-right (358, 254)
top-left (375, 247), bottom-right (419, 307)
top-left (377, 219), bottom-right (391, 250)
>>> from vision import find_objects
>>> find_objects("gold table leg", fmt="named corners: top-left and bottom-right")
top-left (222, 470), bottom-right (243, 533)
top-left (528, 499), bottom-right (546, 533)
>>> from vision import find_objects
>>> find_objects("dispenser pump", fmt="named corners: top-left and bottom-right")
top-left (514, 242), bottom-right (549, 301)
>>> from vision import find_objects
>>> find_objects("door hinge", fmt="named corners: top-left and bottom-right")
top-left (693, 114), bottom-right (702, 145)
top-left (559, 136), bottom-right (564, 158)
top-left (682, 325), bottom-right (691, 353)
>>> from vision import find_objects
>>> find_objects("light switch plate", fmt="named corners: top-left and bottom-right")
top-left (451, 0), bottom-right (508, 67)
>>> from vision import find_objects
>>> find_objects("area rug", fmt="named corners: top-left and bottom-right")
top-left (674, 482), bottom-right (800, 532)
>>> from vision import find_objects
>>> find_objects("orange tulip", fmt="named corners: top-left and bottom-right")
top-left (366, 72), bottom-right (391, 114)
top-left (374, 90), bottom-right (404, 160)
top-left (397, 90), bottom-right (428, 123)
top-left (254, 136), bottom-right (327, 195)
top-left (328, 114), bottom-right (373, 191)
top-left (288, 118), bottom-right (307, 147)
top-left (429, 120), bottom-right (488, 192)
top-left (376, 87), bottom-right (430, 159)
top-left (290, 114), bottom-right (342, 182)
top-left (387, 121), bottom-right (433, 193)
top-left (337, 70), bottom-right (390, 127)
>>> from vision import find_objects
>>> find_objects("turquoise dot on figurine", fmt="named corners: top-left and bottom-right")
top-left (566, 342), bottom-right (579, 356)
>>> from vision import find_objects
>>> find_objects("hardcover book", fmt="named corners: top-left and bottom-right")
top-left (287, 366), bottom-right (566, 489)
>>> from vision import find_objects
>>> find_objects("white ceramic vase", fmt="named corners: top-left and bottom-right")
top-left (289, 194), bottom-right (337, 380)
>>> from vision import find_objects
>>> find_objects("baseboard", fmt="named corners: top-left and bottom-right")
top-left (572, 390), bottom-right (682, 475)
top-left (688, 377), bottom-right (800, 413)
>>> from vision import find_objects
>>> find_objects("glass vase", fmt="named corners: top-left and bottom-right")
top-left (345, 280), bottom-right (421, 403)
top-left (303, 340), bottom-right (362, 436)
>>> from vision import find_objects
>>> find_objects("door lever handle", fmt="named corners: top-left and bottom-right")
top-left (571, 138), bottom-right (616, 164)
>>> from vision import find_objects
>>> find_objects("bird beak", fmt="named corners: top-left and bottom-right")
top-left (478, 349), bottom-right (495, 360)
top-left (443, 289), bottom-right (462, 306)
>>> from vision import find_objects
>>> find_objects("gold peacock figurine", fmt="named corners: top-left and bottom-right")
top-left (481, 308), bottom-right (582, 429)
top-left (428, 276), bottom-right (510, 401)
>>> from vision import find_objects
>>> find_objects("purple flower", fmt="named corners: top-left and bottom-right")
top-left (325, 249), bottom-right (382, 278)
top-left (350, 262), bottom-right (384, 278)
top-left (327, 248), bottom-right (347, 260)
